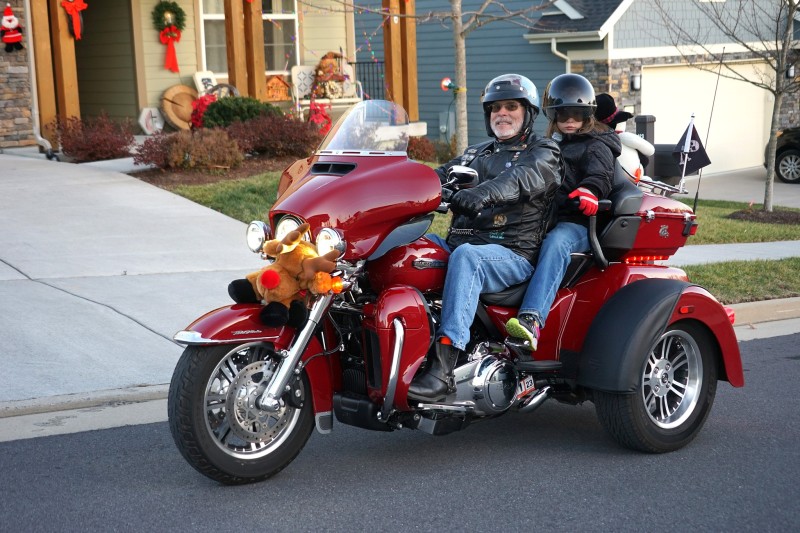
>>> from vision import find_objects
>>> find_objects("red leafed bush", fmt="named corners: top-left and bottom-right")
top-left (407, 136), bottom-right (436, 162)
top-left (226, 114), bottom-right (322, 158)
top-left (56, 113), bottom-right (135, 162)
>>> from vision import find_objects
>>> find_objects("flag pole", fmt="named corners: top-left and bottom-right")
top-left (692, 48), bottom-right (726, 212)
top-left (678, 114), bottom-right (694, 193)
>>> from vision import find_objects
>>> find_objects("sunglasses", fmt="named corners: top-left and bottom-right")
top-left (489, 101), bottom-right (521, 113)
top-left (554, 106), bottom-right (593, 122)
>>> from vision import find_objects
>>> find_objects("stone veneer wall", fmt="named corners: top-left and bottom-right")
top-left (0, 5), bottom-right (35, 149)
top-left (574, 54), bottom-right (799, 131)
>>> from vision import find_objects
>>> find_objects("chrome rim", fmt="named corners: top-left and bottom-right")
top-left (641, 329), bottom-right (702, 429)
top-left (203, 344), bottom-right (301, 459)
top-left (779, 153), bottom-right (800, 182)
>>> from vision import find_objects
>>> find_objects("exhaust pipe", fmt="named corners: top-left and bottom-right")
top-left (517, 385), bottom-right (551, 414)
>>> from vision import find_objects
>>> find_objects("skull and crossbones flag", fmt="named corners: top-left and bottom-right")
top-left (672, 117), bottom-right (711, 175)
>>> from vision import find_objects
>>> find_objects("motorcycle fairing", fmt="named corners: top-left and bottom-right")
top-left (576, 278), bottom-right (743, 393)
top-left (173, 303), bottom-right (336, 417)
top-left (366, 284), bottom-right (433, 411)
top-left (270, 155), bottom-right (442, 261)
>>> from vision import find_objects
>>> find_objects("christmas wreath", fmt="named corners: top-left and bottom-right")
top-left (151, 1), bottom-right (186, 32)
top-left (152, 1), bottom-right (186, 73)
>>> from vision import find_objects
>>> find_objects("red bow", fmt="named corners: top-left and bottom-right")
top-left (61, 0), bottom-right (88, 40)
top-left (159, 25), bottom-right (182, 73)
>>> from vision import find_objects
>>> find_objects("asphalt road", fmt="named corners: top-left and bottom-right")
top-left (1, 333), bottom-right (798, 532)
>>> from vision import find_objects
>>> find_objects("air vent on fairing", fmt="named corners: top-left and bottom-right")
top-left (311, 162), bottom-right (356, 176)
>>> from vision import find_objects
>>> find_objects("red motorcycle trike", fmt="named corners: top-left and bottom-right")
top-left (168, 100), bottom-right (743, 485)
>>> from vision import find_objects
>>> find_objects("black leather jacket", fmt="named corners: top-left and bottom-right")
top-left (436, 133), bottom-right (563, 263)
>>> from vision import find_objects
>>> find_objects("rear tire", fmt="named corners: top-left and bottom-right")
top-left (168, 343), bottom-right (314, 484)
top-left (594, 321), bottom-right (717, 453)
top-left (776, 149), bottom-right (800, 184)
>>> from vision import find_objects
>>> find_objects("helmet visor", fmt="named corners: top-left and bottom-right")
top-left (553, 106), bottom-right (595, 122)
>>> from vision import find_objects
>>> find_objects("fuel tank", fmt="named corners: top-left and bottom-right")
top-left (367, 236), bottom-right (449, 294)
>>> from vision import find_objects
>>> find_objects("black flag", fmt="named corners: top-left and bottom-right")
top-left (672, 123), bottom-right (711, 175)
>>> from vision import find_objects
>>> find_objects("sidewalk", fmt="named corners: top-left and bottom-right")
top-left (1, 156), bottom-right (798, 416)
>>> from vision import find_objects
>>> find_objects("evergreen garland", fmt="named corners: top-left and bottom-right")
top-left (151, 1), bottom-right (186, 32)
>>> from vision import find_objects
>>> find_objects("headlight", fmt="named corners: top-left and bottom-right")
top-left (274, 216), bottom-right (306, 242)
top-left (316, 228), bottom-right (345, 258)
top-left (246, 221), bottom-right (270, 253)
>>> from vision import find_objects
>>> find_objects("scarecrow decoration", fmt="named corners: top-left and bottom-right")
top-left (152, 1), bottom-right (185, 73)
top-left (61, 0), bottom-right (87, 40)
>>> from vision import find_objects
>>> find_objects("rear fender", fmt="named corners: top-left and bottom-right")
top-left (577, 279), bottom-right (744, 393)
top-left (174, 304), bottom-right (335, 419)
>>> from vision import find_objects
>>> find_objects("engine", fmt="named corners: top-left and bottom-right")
top-left (452, 349), bottom-right (519, 416)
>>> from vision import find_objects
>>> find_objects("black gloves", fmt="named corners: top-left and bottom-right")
top-left (451, 188), bottom-right (490, 217)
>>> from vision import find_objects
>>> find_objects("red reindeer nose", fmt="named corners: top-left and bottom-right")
top-left (260, 269), bottom-right (280, 290)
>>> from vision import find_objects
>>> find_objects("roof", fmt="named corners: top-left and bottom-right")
top-left (525, 0), bottom-right (633, 42)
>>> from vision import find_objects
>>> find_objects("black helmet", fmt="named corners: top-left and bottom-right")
top-left (542, 73), bottom-right (597, 121)
top-left (481, 73), bottom-right (539, 138)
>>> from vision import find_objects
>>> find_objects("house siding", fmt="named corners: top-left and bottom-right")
top-left (300, 0), bottom-right (348, 66)
top-left (76, 2), bottom-right (138, 121)
top-left (355, 0), bottom-right (564, 146)
top-left (139, 0), bottom-right (198, 110)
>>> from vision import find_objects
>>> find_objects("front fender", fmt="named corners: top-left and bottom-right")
top-left (577, 278), bottom-right (744, 393)
top-left (174, 304), bottom-right (335, 418)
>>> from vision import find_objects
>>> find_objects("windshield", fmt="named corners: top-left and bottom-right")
top-left (317, 100), bottom-right (410, 155)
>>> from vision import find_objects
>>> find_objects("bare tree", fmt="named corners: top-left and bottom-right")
top-left (421, 1), bottom-right (556, 154)
top-left (648, 0), bottom-right (799, 212)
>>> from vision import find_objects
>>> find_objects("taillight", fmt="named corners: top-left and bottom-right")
top-left (623, 255), bottom-right (669, 265)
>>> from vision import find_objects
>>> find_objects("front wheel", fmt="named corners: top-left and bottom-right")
top-left (168, 343), bottom-right (314, 484)
top-left (594, 321), bottom-right (718, 453)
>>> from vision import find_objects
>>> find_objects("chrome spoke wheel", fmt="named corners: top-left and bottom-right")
top-left (641, 331), bottom-right (701, 429)
top-left (204, 345), bottom-right (302, 459)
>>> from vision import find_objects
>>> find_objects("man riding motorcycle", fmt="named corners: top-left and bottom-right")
top-left (407, 73), bottom-right (563, 401)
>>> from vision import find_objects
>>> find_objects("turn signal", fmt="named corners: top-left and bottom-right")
top-left (330, 276), bottom-right (344, 294)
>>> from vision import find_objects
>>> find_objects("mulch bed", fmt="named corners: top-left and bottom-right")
top-left (728, 208), bottom-right (800, 225)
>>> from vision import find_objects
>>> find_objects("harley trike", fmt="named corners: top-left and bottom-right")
top-left (168, 99), bottom-right (743, 485)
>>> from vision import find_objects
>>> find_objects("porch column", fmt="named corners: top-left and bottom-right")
top-left (243, 0), bottom-right (267, 100)
top-left (381, 0), bottom-right (418, 121)
top-left (29, 0), bottom-right (57, 144)
top-left (49, 0), bottom-right (80, 120)
top-left (224, 0), bottom-right (249, 95)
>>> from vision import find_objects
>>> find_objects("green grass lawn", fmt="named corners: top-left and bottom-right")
top-left (168, 173), bottom-right (800, 304)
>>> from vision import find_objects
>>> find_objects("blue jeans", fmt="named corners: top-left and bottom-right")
top-left (519, 222), bottom-right (590, 329)
top-left (428, 234), bottom-right (534, 351)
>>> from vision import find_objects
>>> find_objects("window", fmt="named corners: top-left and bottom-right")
top-left (200, 0), bottom-right (299, 76)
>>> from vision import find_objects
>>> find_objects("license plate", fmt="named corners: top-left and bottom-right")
top-left (516, 375), bottom-right (536, 399)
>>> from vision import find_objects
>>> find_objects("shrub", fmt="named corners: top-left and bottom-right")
top-left (56, 113), bottom-right (135, 162)
top-left (226, 114), bottom-right (322, 158)
top-left (433, 135), bottom-right (458, 164)
top-left (202, 96), bottom-right (282, 128)
top-left (133, 129), bottom-right (243, 171)
top-left (407, 136), bottom-right (436, 162)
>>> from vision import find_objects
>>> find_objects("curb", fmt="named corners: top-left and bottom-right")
top-left (0, 384), bottom-right (169, 419)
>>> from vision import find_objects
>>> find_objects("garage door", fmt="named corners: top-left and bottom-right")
top-left (641, 62), bottom-right (773, 175)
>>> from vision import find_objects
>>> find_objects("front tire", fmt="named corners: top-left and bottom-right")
top-left (594, 321), bottom-right (718, 453)
top-left (168, 343), bottom-right (314, 484)
top-left (776, 149), bottom-right (800, 184)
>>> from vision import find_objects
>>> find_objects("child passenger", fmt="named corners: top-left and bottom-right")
top-left (506, 74), bottom-right (621, 349)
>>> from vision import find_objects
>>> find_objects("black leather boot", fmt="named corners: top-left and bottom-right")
top-left (407, 342), bottom-right (460, 401)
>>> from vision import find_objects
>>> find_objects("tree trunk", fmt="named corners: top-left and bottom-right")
top-left (763, 88), bottom-right (783, 213)
top-left (451, 0), bottom-right (469, 155)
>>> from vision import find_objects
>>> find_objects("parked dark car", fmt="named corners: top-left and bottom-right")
top-left (766, 126), bottom-right (800, 184)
